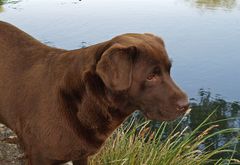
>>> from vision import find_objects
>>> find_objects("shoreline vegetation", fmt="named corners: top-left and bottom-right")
top-left (89, 111), bottom-right (240, 165)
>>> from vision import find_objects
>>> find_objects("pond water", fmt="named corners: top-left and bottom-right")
top-left (0, 0), bottom-right (240, 101)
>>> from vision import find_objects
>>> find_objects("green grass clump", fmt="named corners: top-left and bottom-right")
top-left (90, 111), bottom-right (240, 165)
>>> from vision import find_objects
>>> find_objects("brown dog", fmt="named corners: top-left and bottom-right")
top-left (0, 21), bottom-right (189, 165)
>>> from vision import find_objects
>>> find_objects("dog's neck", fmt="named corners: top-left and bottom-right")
top-left (58, 46), bottom-right (135, 153)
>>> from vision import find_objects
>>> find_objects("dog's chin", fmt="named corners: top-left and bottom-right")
top-left (142, 110), bottom-right (184, 121)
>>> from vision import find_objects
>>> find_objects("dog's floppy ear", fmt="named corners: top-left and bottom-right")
top-left (96, 44), bottom-right (137, 91)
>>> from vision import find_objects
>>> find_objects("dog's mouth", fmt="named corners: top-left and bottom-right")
top-left (141, 107), bottom-right (191, 121)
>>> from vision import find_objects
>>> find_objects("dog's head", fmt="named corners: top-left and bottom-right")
top-left (96, 33), bottom-right (189, 121)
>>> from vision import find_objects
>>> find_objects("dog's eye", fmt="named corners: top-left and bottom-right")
top-left (147, 67), bottom-right (161, 81)
top-left (147, 73), bottom-right (156, 80)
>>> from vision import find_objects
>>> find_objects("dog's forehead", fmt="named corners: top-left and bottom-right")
top-left (115, 33), bottom-right (170, 64)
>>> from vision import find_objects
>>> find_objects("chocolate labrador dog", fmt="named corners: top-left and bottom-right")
top-left (0, 21), bottom-right (189, 165)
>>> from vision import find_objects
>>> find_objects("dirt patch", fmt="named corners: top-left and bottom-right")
top-left (0, 124), bottom-right (26, 165)
top-left (0, 124), bottom-right (73, 165)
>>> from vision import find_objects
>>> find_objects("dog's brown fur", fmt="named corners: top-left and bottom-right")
top-left (0, 21), bottom-right (189, 165)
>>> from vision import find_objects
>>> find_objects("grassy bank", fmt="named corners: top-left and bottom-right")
top-left (90, 111), bottom-right (240, 165)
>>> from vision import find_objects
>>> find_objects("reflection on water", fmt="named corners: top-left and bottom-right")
top-left (0, 6), bottom-right (3, 13)
top-left (186, 0), bottom-right (238, 10)
top-left (0, 0), bottom-right (21, 4)
top-left (0, 0), bottom-right (21, 13)
top-left (0, 0), bottom-right (8, 5)
top-left (189, 89), bottom-right (240, 159)
top-left (0, 0), bottom-right (4, 13)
